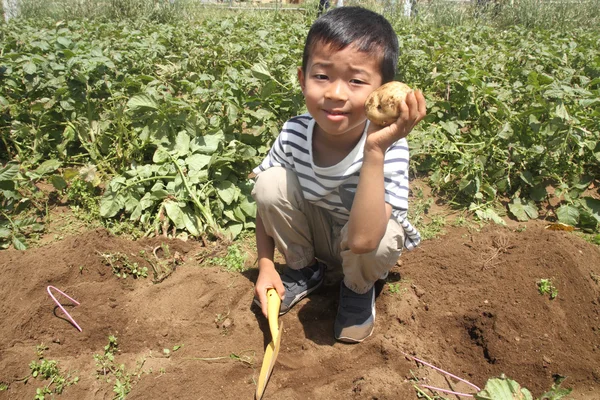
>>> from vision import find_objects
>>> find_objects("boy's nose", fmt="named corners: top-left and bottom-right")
top-left (325, 81), bottom-right (348, 101)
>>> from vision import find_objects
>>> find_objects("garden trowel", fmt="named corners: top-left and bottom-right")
top-left (255, 288), bottom-right (283, 400)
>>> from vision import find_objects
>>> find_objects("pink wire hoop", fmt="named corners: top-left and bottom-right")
top-left (402, 351), bottom-right (480, 398)
top-left (47, 286), bottom-right (82, 332)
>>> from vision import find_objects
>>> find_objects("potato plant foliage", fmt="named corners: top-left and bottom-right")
top-left (396, 23), bottom-right (600, 229)
top-left (1, 14), bottom-right (599, 247)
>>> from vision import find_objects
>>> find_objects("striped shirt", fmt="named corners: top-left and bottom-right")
top-left (253, 113), bottom-right (421, 250)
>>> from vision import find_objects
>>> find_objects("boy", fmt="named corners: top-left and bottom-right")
top-left (252, 6), bottom-right (426, 343)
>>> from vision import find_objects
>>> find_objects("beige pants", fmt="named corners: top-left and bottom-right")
top-left (252, 167), bottom-right (405, 294)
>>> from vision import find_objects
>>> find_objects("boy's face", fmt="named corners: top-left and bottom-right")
top-left (298, 42), bottom-right (383, 141)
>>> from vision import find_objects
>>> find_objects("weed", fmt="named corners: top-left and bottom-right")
top-left (98, 252), bottom-right (148, 279)
top-left (36, 344), bottom-right (49, 358)
top-left (94, 335), bottom-right (145, 400)
top-left (409, 187), bottom-right (446, 240)
top-left (537, 278), bottom-right (558, 300)
top-left (388, 283), bottom-right (407, 296)
top-left (208, 244), bottom-right (247, 272)
top-left (65, 176), bottom-right (100, 222)
top-left (28, 349), bottom-right (79, 399)
top-left (186, 350), bottom-right (256, 367)
top-left (590, 272), bottom-right (599, 285)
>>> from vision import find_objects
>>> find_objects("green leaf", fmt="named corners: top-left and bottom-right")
top-left (163, 201), bottom-right (186, 229)
top-left (579, 197), bottom-right (600, 220)
top-left (12, 234), bottom-right (27, 251)
top-left (440, 120), bottom-right (458, 135)
top-left (49, 175), bottom-right (68, 191)
top-left (23, 61), bottom-right (37, 75)
top-left (556, 204), bottom-right (579, 226)
top-left (191, 132), bottom-right (224, 154)
top-left (224, 223), bottom-right (243, 240)
top-left (239, 196), bottom-right (256, 217)
top-left (475, 376), bottom-right (533, 400)
top-left (475, 208), bottom-right (506, 225)
top-left (181, 206), bottom-right (201, 236)
top-left (56, 36), bottom-right (71, 48)
top-left (579, 210), bottom-right (599, 232)
top-left (174, 131), bottom-right (191, 157)
top-left (555, 103), bottom-right (570, 121)
top-left (508, 198), bottom-right (539, 222)
top-left (153, 149), bottom-right (170, 164)
top-left (127, 94), bottom-right (158, 112)
top-left (100, 193), bottom-right (124, 218)
top-left (0, 228), bottom-right (11, 238)
top-left (186, 154), bottom-right (211, 172)
top-left (529, 184), bottom-right (547, 202)
top-left (251, 62), bottom-right (273, 82)
top-left (34, 159), bottom-right (62, 176)
top-left (519, 171), bottom-right (534, 186)
top-left (216, 181), bottom-right (238, 205)
top-left (0, 163), bottom-right (19, 181)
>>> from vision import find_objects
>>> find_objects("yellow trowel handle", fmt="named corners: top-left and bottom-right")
top-left (266, 288), bottom-right (281, 339)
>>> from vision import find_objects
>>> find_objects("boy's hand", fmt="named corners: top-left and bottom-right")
top-left (254, 264), bottom-right (285, 317)
top-left (365, 90), bottom-right (426, 153)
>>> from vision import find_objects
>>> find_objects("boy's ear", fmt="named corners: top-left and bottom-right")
top-left (297, 66), bottom-right (306, 94)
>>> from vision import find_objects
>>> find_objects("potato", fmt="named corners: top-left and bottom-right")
top-left (364, 81), bottom-right (413, 127)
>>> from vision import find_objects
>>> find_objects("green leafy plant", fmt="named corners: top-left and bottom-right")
top-left (401, 23), bottom-right (600, 232)
top-left (99, 252), bottom-right (148, 279)
top-left (537, 278), bottom-right (558, 300)
top-left (94, 335), bottom-right (145, 400)
top-left (208, 244), bottom-right (248, 272)
top-left (388, 282), bottom-right (408, 296)
top-left (474, 375), bottom-right (571, 400)
top-left (28, 346), bottom-right (79, 400)
top-left (0, 162), bottom-right (50, 249)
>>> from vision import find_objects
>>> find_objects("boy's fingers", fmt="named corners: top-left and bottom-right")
top-left (275, 281), bottom-right (286, 301)
top-left (257, 287), bottom-right (269, 317)
top-left (405, 91), bottom-right (419, 122)
top-left (415, 90), bottom-right (427, 118)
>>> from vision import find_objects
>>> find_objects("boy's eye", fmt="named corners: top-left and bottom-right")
top-left (313, 74), bottom-right (328, 80)
top-left (350, 79), bottom-right (366, 85)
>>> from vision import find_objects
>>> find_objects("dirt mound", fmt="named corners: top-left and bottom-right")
top-left (1, 223), bottom-right (599, 399)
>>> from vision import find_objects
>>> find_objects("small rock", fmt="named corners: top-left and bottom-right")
top-left (411, 284), bottom-right (425, 298)
top-left (221, 318), bottom-right (233, 329)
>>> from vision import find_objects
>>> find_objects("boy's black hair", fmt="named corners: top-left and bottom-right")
top-left (302, 7), bottom-right (399, 83)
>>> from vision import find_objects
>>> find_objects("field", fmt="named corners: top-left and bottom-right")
top-left (1, 1), bottom-right (600, 399)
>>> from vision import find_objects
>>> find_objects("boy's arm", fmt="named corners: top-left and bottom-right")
top-left (347, 91), bottom-right (426, 253)
top-left (254, 212), bottom-right (285, 317)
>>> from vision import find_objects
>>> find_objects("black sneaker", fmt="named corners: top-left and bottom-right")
top-left (334, 282), bottom-right (375, 343)
top-left (254, 262), bottom-right (326, 315)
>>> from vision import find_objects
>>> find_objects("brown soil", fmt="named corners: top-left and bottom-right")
top-left (1, 220), bottom-right (600, 400)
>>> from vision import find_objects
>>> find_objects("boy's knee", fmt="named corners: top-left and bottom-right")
top-left (252, 167), bottom-right (302, 208)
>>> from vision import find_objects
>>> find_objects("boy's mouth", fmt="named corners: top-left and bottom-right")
top-left (325, 110), bottom-right (349, 116)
